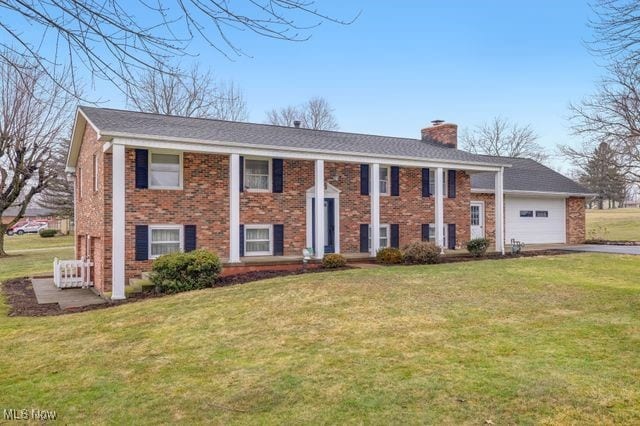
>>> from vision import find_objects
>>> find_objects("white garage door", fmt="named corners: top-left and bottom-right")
top-left (505, 196), bottom-right (566, 244)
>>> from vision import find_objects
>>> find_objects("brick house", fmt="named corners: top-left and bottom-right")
top-left (66, 107), bottom-right (593, 299)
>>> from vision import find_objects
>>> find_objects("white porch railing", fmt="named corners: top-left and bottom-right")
top-left (53, 257), bottom-right (93, 289)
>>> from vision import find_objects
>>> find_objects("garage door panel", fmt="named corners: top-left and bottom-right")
top-left (505, 197), bottom-right (565, 244)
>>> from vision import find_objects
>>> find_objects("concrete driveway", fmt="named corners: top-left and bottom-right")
top-left (561, 244), bottom-right (640, 255)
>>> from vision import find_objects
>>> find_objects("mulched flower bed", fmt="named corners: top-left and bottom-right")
top-left (2, 250), bottom-right (571, 317)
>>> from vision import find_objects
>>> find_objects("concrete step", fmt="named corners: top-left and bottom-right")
top-left (130, 278), bottom-right (154, 291)
top-left (141, 271), bottom-right (151, 280)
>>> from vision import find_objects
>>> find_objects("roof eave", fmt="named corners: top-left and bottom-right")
top-left (471, 188), bottom-right (597, 198)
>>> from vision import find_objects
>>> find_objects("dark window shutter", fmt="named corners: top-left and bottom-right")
top-left (422, 224), bottom-right (430, 242)
top-left (184, 225), bottom-right (197, 252)
top-left (239, 224), bottom-right (245, 257)
top-left (239, 156), bottom-right (244, 192)
top-left (360, 224), bottom-right (369, 253)
top-left (448, 169), bottom-right (456, 198)
top-left (135, 149), bottom-right (148, 189)
top-left (135, 225), bottom-right (148, 261)
top-left (272, 159), bottom-right (283, 193)
top-left (390, 224), bottom-right (400, 248)
top-left (422, 168), bottom-right (430, 197)
top-left (448, 224), bottom-right (456, 249)
top-left (360, 164), bottom-right (370, 195)
top-left (273, 224), bottom-right (284, 256)
top-left (391, 166), bottom-right (400, 196)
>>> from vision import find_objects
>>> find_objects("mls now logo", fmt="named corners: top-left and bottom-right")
top-left (4, 408), bottom-right (57, 421)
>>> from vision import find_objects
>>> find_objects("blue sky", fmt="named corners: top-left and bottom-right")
top-left (92, 1), bottom-right (602, 170)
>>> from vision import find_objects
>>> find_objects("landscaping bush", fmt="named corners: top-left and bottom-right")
top-left (376, 247), bottom-right (403, 265)
top-left (150, 249), bottom-right (222, 294)
top-left (322, 253), bottom-right (347, 269)
top-left (467, 237), bottom-right (490, 257)
top-left (39, 229), bottom-right (57, 238)
top-left (402, 241), bottom-right (441, 264)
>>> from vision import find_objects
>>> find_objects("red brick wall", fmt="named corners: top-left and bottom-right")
top-left (470, 193), bottom-right (497, 244)
top-left (74, 125), bottom-right (108, 293)
top-left (566, 197), bottom-right (586, 244)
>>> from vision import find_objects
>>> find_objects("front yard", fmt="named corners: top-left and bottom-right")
top-left (586, 207), bottom-right (640, 240)
top-left (0, 233), bottom-right (74, 282)
top-left (0, 253), bottom-right (638, 424)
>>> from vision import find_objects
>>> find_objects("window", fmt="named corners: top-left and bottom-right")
top-left (520, 210), bottom-right (534, 218)
top-left (245, 225), bottom-right (272, 255)
top-left (149, 226), bottom-right (183, 258)
top-left (244, 158), bottom-right (271, 191)
top-left (379, 166), bottom-right (390, 195)
top-left (93, 153), bottom-right (99, 192)
top-left (368, 224), bottom-right (390, 249)
top-left (428, 169), bottom-right (448, 197)
top-left (428, 223), bottom-right (449, 246)
top-left (149, 152), bottom-right (182, 189)
top-left (535, 210), bottom-right (549, 218)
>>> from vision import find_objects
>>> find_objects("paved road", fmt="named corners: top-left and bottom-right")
top-left (562, 244), bottom-right (640, 255)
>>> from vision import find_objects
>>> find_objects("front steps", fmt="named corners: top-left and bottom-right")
top-left (127, 272), bottom-right (154, 295)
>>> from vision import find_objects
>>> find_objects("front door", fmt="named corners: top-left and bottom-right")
top-left (470, 202), bottom-right (484, 239)
top-left (312, 198), bottom-right (336, 253)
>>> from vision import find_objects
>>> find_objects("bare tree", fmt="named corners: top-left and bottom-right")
top-left (1, 1), bottom-right (357, 97)
top-left (588, 0), bottom-right (640, 64)
top-left (0, 54), bottom-right (75, 255)
top-left (127, 63), bottom-right (248, 120)
top-left (266, 97), bottom-right (339, 130)
top-left (38, 141), bottom-right (75, 219)
top-left (460, 117), bottom-right (548, 162)
top-left (565, 62), bottom-right (640, 181)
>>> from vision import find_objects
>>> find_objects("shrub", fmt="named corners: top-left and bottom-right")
top-left (39, 229), bottom-right (57, 238)
top-left (402, 241), bottom-right (441, 264)
top-left (322, 253), bottom-right (347, 269)
top-left (376, 247), bottom-right (403, 265)
top-left (467, 238), bottom-right (490, 257)
top-left (150, 249), bottom-right (222, 294)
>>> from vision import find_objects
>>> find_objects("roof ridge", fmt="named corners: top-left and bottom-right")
top-left (78, 105), bottom-right (450, 148)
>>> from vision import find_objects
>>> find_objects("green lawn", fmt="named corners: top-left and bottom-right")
top-left (0, 253), bottom-right (639, 424)
top-left (3, 233), bottom-right (74, 252)
top-left (0, 233), bottom-right (74, 282)
top-left (586, 207), bottom-right (640, 240)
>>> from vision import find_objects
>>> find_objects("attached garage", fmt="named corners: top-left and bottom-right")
top-left (504, 196), bottom-right (566, 244)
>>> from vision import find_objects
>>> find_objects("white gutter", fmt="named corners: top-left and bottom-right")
top-left (471, 188), bottom-right (597, 198)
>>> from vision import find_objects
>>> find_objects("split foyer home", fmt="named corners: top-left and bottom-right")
top-left (66, 107), bottom-right (593, 299)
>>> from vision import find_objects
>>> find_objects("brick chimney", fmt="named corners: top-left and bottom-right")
top-left (421, 120), bottom-right (458, 148)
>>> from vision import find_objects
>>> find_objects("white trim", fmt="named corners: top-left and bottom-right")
top-left (111, 137), bottom-right (508, 172)
top-left (111, 144), bottom-right (126, 300)
top-left (434, 167), bottom-right (444, 252)
top-left (470, 201), bottom-right (485, 239)
top-left (306, 183), bottom-right (341, 254)
top-left (244, 224), bottom-right (273, 256)
top-left (471, 188), bottom-right (596, 198)
top-left (242, 156), bottom-right (272, 192)
top-left (229, 154), bottom-right (241, 263)
top-left (314, 160), bottom-right (325, 259)
top-left (495, 168), bottom-right (505, 254)
top-left (148, 150), bottom-right (184, 190)
top-left (148, 225), bottom-right (184, 259)
top-left (379, 165), bottom-right (390, 196)
top-left (370, 163), bottom-right (381, 256)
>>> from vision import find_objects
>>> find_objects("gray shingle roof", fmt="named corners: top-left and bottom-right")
top-left (471, 157), bottom-right (592, 195)
top-left (79, 106), bottom-right (510, 166)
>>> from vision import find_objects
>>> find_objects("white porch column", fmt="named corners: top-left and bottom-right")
top-left (314, 159), bottom-right (325, 259)
top-left (434, 167), bottom-right (445, 252)
top-left (229, 154), bottom-right (241, 263)
top-left (370, 163), bottom-right (381, 256)
top-left (495, 167), bottom-right (505, 255)
top-left (111, 144), bottom-right (126, 300)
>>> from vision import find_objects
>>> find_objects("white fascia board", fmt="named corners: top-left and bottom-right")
top-left (471, 188), bottom-right (597, 198)
top-left (110, 136), bottom-right (508, 172)
top-left (66, 108), bottom-right (103, 169)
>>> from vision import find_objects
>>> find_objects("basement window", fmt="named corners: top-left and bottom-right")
top-left (245, 225), bottom-right (272, 256)
top-left (149, 225), bottom-right (183, 258)
top-left (428, 224), bottom-right (449, 247)
top-left (368, 224), bottom-right (390, 249)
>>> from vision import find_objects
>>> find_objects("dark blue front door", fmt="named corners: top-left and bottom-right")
top-left (311, 198), bottom-right (335, 253)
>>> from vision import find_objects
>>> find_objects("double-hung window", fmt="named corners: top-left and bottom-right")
top-left (149, 225), bottom-right (183, 258)
top-left (379, 166), bottom-right (390, 195)
top-left (428, 169), bottom-right (448, 197)
top-left (368, 224), bottom-right (390, 249)
top-left (244, 158), bottom-right (271, 191)
top-left (428, 223), bottom-right (448, 246)
top-left (149, 152), bottom-right (182, 189)
top-left (245, 225), bottom-right (272, 255)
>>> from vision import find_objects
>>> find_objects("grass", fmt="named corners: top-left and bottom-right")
top-left (3, 233), bottom-right (74, 252)
top-left (586, 207), bottom-right (640, 240)
top-left (0, 233), bottom-right (74, 282)
top-left (0, 253), bottom-right (639, 424)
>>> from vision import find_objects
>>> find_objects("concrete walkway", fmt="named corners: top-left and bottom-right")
top-left (32, 278), bottom-right (106, 310)
top-left (560, 244), bottom-right (640, 255)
